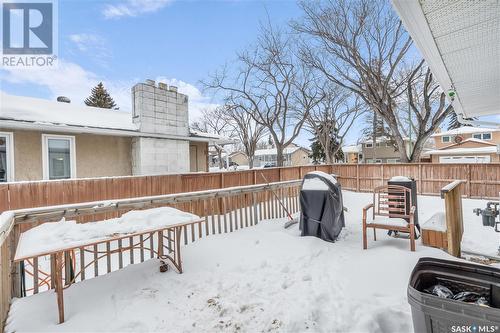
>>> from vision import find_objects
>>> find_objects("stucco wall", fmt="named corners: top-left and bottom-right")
top-left (189, 141), bottom-right (208, 172)
top-left (361, 144), bottom-right (400, 160)
top-left (1, 129), bottom-right (132, 181)
top-left (230, 153), bottom-right (248, 166)
top-left (291, 149), bottom-right (310, 166)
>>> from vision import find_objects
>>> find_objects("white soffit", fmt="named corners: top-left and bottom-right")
top-left (392, 0), bottom-right (500, 118)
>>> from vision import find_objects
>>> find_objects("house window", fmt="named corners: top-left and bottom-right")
top-left (365, 143), bottom-right (373, 148)
top-left (442, 136), bottom-right (450, 143)
top-left (0, 132), bottom-right (14, 182)
top-left (42, 135), bottom-right (76, 180)
top-left (472, 132), bottom-right (491, 140)
top-left (386, 159), bottom-right (400, 164)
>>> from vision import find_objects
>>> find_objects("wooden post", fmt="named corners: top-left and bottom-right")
top-left (381, 164), bottom-right (384, 187)
top-left (467, 164), bottom-right (471, 198)
top-left (356, 164), bottom-right (360, 192)
top-left (10, 224), bottom-right (21, 298)
top-left (54, 252), bottom-right (65, 324)
top-left (441, 181), bottom-right (464, 257)
top-left (418, 164), bottom-right (422, 195)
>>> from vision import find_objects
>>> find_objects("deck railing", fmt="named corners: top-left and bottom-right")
top-left (0, 179), bottom-right (302, 331)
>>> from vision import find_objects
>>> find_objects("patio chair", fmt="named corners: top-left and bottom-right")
top-left (362, 185), bottom-right (416, 251)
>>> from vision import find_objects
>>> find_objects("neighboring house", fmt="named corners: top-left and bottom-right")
top-left (360, 137), bottom-right (414, 164)
top-left (252, 145), bottom-right (311, 167)
top-left (229, 152), bottom-right (248, 166)
top-left (342, 144), bottom-right (362, 164)
top-left (427, 127), bottom-right (500, 163)
top-left (0, 80), bottom-right (230, 182)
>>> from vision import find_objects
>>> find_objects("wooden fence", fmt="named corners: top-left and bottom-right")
top-left (1, 163), bottom-right (499, 218)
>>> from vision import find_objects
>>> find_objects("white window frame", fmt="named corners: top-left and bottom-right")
top-left (481, 132), bottom-right (492, 140)
top-left (365, 143), bottom-right (373, 148)
top-left (42, 134), bottom-right (76, 180)
top-left (0, 132), bottom-right (15, 182)
top-left (441, 136), bottom-right (450, 143)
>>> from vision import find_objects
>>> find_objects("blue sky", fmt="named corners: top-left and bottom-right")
top-left (1, 0), bottom-right (324, 146)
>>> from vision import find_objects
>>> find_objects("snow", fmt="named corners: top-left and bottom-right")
top-left (15, 207), bottom-right (200, 260)
top-left (342, 145), bottom-right (361, 153)
top-left (7, 192), bottom-right (499, 332)
top-left (0, 211), bottom-right (14, 235)
top-left (301, 171), bottom-right (338, 191)
top-left (1, 93), bottom-right (137, 131)
top-left (307, 171), bottom-right (338, 185)
top-left (390, 176), bottom-right (412, 182)
top-left (302, 177), bottom-right (329, 191)
top-left (421, 212), bottom-right (446, 232)
top-left (254, 147), bottom-right (302, 156)
top-left (431, 127), bottom-right (499, 137)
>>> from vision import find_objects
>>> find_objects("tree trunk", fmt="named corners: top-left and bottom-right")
top-left (248, 154), bottom-right (254, 169)
top-left (275, 144), bottom-right (284, 167)
top-left (217, 148), bottom-right (224, 169)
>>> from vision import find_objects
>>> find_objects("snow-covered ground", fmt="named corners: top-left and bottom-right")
top-left (6, 191), bottom-right (499, 332)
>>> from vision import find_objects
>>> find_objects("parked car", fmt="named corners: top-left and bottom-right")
top-left (263, 163), bottom-right (276, 168)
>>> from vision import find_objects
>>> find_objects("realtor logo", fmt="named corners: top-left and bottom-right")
top-left (1, 0), bottom-right (57, 67)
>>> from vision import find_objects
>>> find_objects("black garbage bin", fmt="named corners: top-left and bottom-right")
top-left (408, 257), bottom-right (500, 333)
top-left (388, 176), bottom-right (420, 232)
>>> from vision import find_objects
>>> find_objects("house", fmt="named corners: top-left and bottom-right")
top-left (342, 144), bottom-right (362, 164)
top-left (0, 80), bottom-right (231, 182)
top-left (220, 144), bottom-right (311, 168)
top-left (228, 151), bottom-right (248, 166)
top-left (427, 127), bottom-right (500, 163)
top-left (360, 137), bottom-right (414, 164)
top-left (252, 145), bottom-right (311, 167)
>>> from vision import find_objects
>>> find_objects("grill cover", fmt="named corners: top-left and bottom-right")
top-left (299, 171), bottom-right (345, 242)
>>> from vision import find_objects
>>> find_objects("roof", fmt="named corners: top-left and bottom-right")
top-left (342, 145), bottom-right (361, 153)
top-left (254, 146), bottom-right (308, 156)
top-left (431, 127), bottom-right (499, 137)
top-left (427, 146), bottom-right (498, 156)
top-left (1, 92), bottom-right (137, 131)
top-left (359, 136), bottom-right (413, 143)
top-left (0, 93), bottom-right (230, 144)
top-left (189, 130), bottom-right (235, 145)
top-left (392, 0), bottom-right (500, 118)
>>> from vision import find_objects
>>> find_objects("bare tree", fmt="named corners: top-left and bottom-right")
top-left (305, 85), bottom-right (363, 164)
top-left (293, 0), bottom-right (428, 162)
top-left (192, 107), bottom-right (234, 169)
top-left (204, 24), bottom-right (321, 167)
top-left (223, 104), bottom-right (266, 169)
top-left (404, 62), bottom-right (453, 161)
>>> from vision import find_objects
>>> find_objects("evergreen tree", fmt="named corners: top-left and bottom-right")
top-left (309, 122), bottom-right (344, 164)
top-left (84, 82), bottom-right (117, 109)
